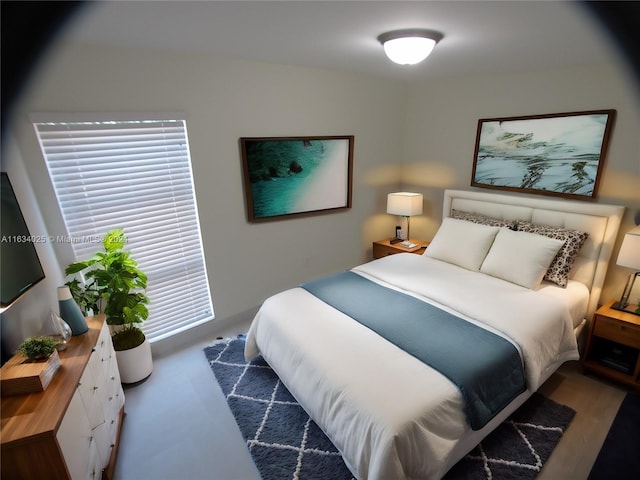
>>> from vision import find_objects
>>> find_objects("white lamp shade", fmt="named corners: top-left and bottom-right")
top-left (387, 192), bottom-right (423, 216)
top-left (382, 37), bottom-right (436, 65)
top-left (617, 227), bottom-right (640, 270)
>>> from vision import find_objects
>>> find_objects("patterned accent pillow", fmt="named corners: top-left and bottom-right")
top-left (451, 209), bottom-right (516, 229)
top-left (517, 221), bottom-right (589, 287)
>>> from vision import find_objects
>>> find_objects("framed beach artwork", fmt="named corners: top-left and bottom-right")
top-left (471, 110), bottom-right (615, 200)
top-left (240, 136), bottom-right (354, 222)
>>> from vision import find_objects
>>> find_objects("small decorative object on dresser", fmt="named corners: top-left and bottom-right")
top-left (47, 309), bottom-right (72, 351)
top-left (582, 300), bottom-right (640, 389)
top-left (1, 336), bottom-right (61, 395)
top-left (373, 238), bottom-right (429, 259)
top-left (57, 285), bottom-right (89, 335)
top-left (16, 335), bottom-right (58, 360)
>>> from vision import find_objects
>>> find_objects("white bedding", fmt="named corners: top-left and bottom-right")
top-left (537, 279), bottom-right (590, 329)
top-left (245, 253), bottom-right (582, 479)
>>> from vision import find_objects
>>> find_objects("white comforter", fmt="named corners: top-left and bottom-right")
top-left (245, 253), bottom-right (580, 479)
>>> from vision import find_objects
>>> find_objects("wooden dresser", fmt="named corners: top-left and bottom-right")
top-left (1, 315), bottom-right (125, 480)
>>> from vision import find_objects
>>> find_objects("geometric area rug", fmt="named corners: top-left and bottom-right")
top-left (204, 336), bottom-right (575, 480)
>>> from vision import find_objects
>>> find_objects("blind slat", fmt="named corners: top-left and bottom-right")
top-left (35, 118), bottom-right (214, 342)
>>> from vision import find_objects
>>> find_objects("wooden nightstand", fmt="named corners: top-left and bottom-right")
top-left (582, 299), bottom-right (640, 390)
top-left (372, 238), bottom-right (429, 259)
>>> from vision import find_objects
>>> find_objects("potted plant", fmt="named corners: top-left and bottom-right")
top-left (65, 229), bottom-right (153, 383)
top-left (0, 336), bottom-right (62, 395)
top-left (17, 336), bottom-right (58, 361)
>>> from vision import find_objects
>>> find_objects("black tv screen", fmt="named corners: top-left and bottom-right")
top-left (1, 172), bottom-right (46, 307)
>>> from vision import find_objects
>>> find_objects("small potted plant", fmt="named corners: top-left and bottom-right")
top-left (17, 336), bottom-right (58, 361)
top-left (0, 336), bottom-right (62, 395)
top-left (65, 229), bottom-right (153, 384)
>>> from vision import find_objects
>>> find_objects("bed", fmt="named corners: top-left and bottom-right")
top-left (245, 189), bottom-right (624, 479)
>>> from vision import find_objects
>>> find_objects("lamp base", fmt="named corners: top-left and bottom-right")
top-left (611, 302), bottom-right (640, 316)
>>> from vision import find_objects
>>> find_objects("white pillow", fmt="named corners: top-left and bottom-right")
top-left (425, 218), bottom-right (500, 271)
top-left (480, 229), bottom-right (564, 289)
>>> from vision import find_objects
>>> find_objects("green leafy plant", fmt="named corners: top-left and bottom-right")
top-left (65, 277), bottom-right (100, 316)
top-left (17, 336), bottom-right (58, 361)
top-left (65, 229), bottom-right (150, 351)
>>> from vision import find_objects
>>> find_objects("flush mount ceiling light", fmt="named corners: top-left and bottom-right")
top-left (377, 29), bottom-right (444, 65)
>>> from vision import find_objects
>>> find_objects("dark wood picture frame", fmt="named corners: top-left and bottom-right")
top-left (240, 136), bottom-right (354, 222)
top-left (471, 110), bottom-right (615, 200)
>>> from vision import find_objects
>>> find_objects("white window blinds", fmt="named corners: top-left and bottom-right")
top-left (33, 117), bottom-right (214, 341)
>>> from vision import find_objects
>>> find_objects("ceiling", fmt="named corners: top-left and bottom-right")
top-left (57, 1), bottom-right (621, 82)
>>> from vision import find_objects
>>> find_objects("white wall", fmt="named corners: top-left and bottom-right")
top-left (3, 44), bottom-right (408, 355)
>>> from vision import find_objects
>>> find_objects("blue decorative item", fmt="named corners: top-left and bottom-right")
top-left (57, 286), bottom-right (88, 335)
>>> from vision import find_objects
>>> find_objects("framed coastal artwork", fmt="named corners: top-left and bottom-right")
top-left (240, 136), bottom-right (354, 222)
top-left (471, 110), bottom-right (615, 200)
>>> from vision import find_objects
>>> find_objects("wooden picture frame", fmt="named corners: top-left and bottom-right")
top-left (471, 110), bottom-right (615, 200)
top-left (240, 136), bottom-right (354, 222)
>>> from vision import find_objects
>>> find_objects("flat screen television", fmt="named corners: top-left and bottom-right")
top-left (1, 172), bottom-right (46, 307)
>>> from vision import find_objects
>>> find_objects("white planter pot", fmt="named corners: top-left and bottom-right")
top-left (115, 338), bottom-right (153, 384)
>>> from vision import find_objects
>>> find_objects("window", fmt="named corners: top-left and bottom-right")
top-left (33, 116), bottom-right (214, 341)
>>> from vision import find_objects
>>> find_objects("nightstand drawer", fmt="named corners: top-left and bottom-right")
top-left (594, 315), bottom-right (640, 349)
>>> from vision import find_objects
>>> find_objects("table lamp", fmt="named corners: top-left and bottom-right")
top-left (613, 226), bottom-right (640, 315)
top-left (387, 192), bottom-right (423, 247)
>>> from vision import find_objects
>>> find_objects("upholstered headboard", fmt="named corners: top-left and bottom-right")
top-left (443, 189), bottom-right (625, 321)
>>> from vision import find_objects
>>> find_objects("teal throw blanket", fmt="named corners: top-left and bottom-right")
top-left (300, 271), bottom-right (526, 430)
